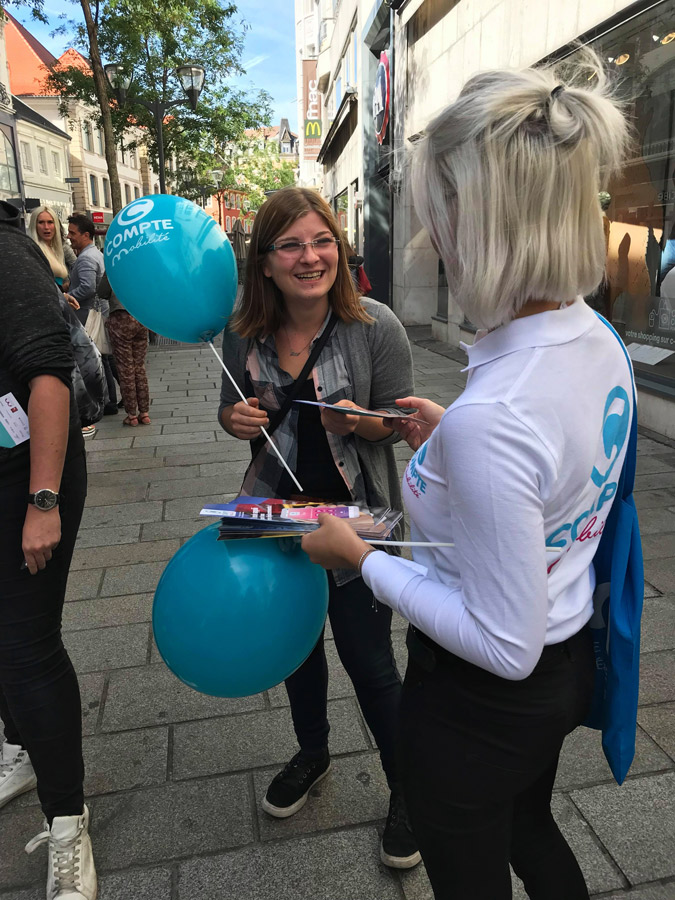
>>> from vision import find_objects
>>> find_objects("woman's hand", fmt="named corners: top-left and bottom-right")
top-left (227, 397), bottom-right (269, 441)
top-left (389, 396), bottom-right (446, 451)
top-left (64, 293), bottom-right (79, 311)
top-left (301, 513), bottom-right (370, 571)
top-left (320, 399), bottom-right (361, 436)
top-left (22, 506), bottom-right (61, 575)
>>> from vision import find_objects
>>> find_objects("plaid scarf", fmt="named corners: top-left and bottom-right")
top-left (242, 311), bottom-right (368, 509)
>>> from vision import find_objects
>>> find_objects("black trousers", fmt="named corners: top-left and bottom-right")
top-left (284, 572), bottom-right (402, 786)
top-left (0, 451), bottom-right (87, 821)
top-left (401, 625), bottom-right (595, 900)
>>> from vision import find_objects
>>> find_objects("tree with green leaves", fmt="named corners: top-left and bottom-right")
top-left (7, 0), bottom-right (271, 213)
top-left (227, 136), bottom-right (297, 214)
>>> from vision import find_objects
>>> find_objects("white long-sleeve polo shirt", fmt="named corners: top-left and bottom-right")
top-left (363, 299), bottom-right (635, 680)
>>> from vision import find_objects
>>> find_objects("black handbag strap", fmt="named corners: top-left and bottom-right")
top-left (249, 312), bottom-right (339, 455)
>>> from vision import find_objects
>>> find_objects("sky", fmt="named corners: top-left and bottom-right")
top-left (9, 0), bottom-right (299, 132)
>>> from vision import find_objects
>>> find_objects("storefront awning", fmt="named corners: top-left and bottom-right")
top-left (317, 87), bottom-right (358, 165)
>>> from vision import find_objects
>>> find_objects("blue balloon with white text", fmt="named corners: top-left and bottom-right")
top-left (104, 195), bottom-right (237, 343)
top-left (152, 525), bottom-right (329, 697)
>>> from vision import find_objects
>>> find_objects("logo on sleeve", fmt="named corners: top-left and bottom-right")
top-left (405, 441), bottom-right (429, 498)
top-left (546, 385), bottom-right (630, 556)
top-left (591, 386), bottom-right (630, 487)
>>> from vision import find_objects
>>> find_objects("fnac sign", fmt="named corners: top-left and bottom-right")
top-left (373, 51), bottom-right (390, 145)
top-left (303, 59), bottom-right (322, 161)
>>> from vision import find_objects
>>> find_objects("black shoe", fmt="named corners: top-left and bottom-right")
top-left (103, 404), bottom-right (119, 415)
top-left (117, 398), bottom-right (125, 408)
top-left (261, 749), bottom-right (330, 818)
top-left (380, 789), bottom-right (421, 869)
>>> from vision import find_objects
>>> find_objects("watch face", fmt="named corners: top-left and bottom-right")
top-left (34, 490), bottom-right (58, 510)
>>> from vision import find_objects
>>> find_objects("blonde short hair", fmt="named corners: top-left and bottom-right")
top-left (411, 55), bottom-right (630, 330)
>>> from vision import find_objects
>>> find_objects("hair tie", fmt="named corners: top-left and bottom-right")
top-left (550, 85), bottom-right (564, 101)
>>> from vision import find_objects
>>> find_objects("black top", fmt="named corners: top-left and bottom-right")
top-left (277, 379), bottom-right (351, 502)
top-left (0, 202), bottom-right (82, 482)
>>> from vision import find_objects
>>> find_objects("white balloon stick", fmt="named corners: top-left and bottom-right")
top-left (208, 341), bottom-right (304, 494)
top-left (366, 541), bottom-right (560, 551)
top-left (365, 541), bottom-right (454, 547)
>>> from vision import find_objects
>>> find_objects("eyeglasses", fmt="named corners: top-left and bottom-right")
top-left (266, 237), bottom-right (340, 257)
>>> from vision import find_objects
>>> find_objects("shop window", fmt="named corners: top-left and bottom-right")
top-left (0, 131), bottom-right (19, 193)
top-left (20, 141), bottom-right (32, 171)
top-left (353, 32), bottom-right (358, 84)
top-left (335, 190), bottom-right (348, 241)
top-left (82, 122), bottom-right (92, 152)
top-left (89, 174), bottom-right (99, 206)
top-left (37, 146), bottom-right (48, 174)
top-left (570, 5), bottom-right (675, 389)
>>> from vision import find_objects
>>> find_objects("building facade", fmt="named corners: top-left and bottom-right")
top-left (4, 10), bottom-right (154, 233)
top-left (0, 12), bottom-right (21, 210)
top-left (307, 0), bottom-right (675, 437)
top-left (297, 0), bottom-right (397, 302)
top-left (13, 95), bottom-right (72, 223)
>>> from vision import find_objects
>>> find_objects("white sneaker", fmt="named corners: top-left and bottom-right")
top-left (0, 742), bottom-right (37, 809)
top-left (25, 804), bottom-right (97, 900)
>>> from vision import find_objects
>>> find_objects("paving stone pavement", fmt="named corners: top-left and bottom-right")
top-left (1, 327), bottom-right (674, 899)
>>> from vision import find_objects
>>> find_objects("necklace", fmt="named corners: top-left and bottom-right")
top-left (282, 322), bottom-right (317, 357)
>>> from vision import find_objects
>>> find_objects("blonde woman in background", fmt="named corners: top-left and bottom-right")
top-left (28, 206), bottom-right (76, 297)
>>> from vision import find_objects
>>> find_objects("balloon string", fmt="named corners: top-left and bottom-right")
top-left (207, 341), bottom-right (304, 494)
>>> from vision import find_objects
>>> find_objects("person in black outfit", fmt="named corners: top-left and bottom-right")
top-left (0, 201), bottom-right (97, 900)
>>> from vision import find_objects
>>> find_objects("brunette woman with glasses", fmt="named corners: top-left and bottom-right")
top-left (218, 186), bottom-right (420, 869)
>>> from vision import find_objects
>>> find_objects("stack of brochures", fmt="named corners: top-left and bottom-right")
top-left (200, 496), bottom-right (402, 541)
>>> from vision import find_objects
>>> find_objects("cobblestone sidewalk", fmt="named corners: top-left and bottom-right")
top-left (0, 328), bottom-right (673, 899)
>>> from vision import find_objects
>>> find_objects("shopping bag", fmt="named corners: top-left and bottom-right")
top-left (585, 314), bottom-right (644, 785)
top-left (84, 307), bottom-right (110, 356)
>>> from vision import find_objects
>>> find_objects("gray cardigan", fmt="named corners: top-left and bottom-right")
top-left (218, 297), bottom-right (414, 534)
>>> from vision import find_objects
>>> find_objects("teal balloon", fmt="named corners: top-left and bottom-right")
top-left (105, 195), bottom-right (237, 343)
top-left (152, 524), bottom-right (329, 697)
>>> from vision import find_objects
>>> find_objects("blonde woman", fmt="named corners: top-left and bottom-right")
top-left (303, 58), bottom-right (633, 899)
top-left (28, 206), bottom-right (76, 294)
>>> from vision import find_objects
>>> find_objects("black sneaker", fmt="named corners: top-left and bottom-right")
top-left (261, 749), bottom-right (331, 818)
top-left (380, 789), bottom-right (421, 869)
top-left (103, 404), bottom-right (119, 416)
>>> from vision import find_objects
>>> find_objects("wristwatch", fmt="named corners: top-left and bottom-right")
top-left (27, 489), bottom-right (60, 511)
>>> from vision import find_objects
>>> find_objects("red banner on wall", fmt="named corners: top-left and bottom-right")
top-left (303, 59), bottom-right (322, 162)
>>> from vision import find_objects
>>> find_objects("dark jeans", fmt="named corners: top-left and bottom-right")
top-left (284, 572), bottom-right (402, 785)
top-left (401, 626), bottom-right (595, 900)
top-left (0, 451), bottom-right (87, 822)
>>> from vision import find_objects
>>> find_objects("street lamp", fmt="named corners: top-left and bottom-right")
top-left (211, 168), bottom-right (226, 228)
top-left (104, 62), bottom-right (205, 194)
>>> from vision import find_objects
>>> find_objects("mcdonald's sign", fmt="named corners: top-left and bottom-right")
top-left (303, 59), bottom-right (322, 161)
